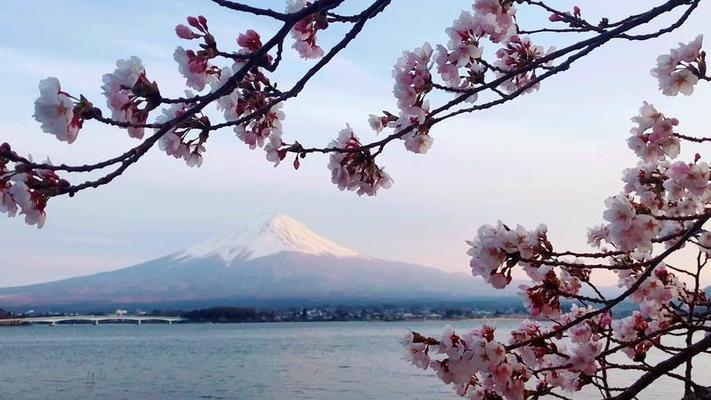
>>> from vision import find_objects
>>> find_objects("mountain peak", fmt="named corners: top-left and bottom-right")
top-left (175, 214), bottom-right (360, 264)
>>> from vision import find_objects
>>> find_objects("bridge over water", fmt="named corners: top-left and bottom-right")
top-left (0, 315), bottom-right (184, 326)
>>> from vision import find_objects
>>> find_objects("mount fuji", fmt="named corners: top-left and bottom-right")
top-left (175, 214), bottom-right (361, 264)
top-left (0, 214), bottom-right (515, 311)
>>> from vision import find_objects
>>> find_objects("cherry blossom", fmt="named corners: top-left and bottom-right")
top-left (467, 221), bottom-right (551, 289)
top-left (651, 35), bottom-right (705, 96)
top-left (264, 134), bottom-right (286, 167)
top-left (419, 54), bottom-right (711, 395)
top-left (101, 56), bottom-right (158, 139)
top-left (175, 47), bottom-right (218, 91)
top-left (237, 29), bottom-right (263, 53)
top-left (665, 161), bottom-right (709, 197)
top-left (234, 103), bottom-right (285, 150)
top-left (472, 0), bottom-right (517, 43)
top-left (495, 35), bottom-right (551, 94)
top-left (368, 114), bottom-right (384, 133)
top-left (33, 78), bottom-right (83, 144)
top-left (389, 44), bottom-right (438, 153)
top-left (212, 59), bottom-right (286, 161)
top-left (6, 5), bottom-right (711, 397)
top-left (434, 11), bottom-right (486, 89)
top-left (286, 0), bottom-right (325, 59)
top-left (327, 125), bottom-right (392, 196)
top-left (173, 16), bottom-right (219, 91)
top-left (0, 157), bottom-right (18, 218)
top-left (613, 311), bottom-right (657, 360)
top-left (156, 102), bottom-right (207, 168)
top-left (10, 180), bottom-right (46, 228)
top-left (627, 102), bottom-right (680, 163)
top-left (392, 43), bottom-right (433, 111)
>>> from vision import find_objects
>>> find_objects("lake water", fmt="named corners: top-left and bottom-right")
top-left (0, 320), bottom-right (704, 399)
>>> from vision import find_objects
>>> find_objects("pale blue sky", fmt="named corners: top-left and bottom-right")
top-left (1, 1), bottom-right (710, 287)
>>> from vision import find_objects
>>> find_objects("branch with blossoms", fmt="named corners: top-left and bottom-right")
top-left (402, 34), bottom-right (711, 400)
top-left (0, 0), bottom-right (700, 228)
top-left (1, 1), bottom-right (710, 398)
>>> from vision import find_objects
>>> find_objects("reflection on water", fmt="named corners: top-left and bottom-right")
top-left (0, 320), bottom-right (705, 399)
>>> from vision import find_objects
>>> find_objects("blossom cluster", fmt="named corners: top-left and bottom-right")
top-left (0, 146), bottom-right (67, 228)
top-left (650, 35), bottom-right (705, 96)
top-left (403, 310), bottom-right (610, 399)
top-left (405, 34), bottom-right (711, 399)
top-left (174, 16), bottom-right (220, 91)
top-left (466, 222), bottom-right (551, 289)
top-left (613, 311), bottom-right (662, 361)
top-left (215, 30), bottom-right (288, 166)
top-left (156, 100), bottom-right (208, 168)
top-left (495, 35), bottom-right (552, 94)
top-left (465, 221), bottom-right (589, 319)
top-left (433, 0), bottom-right (516, 90)
top-left (327, 125), bottom-right (392, 196)
top-left (33, 77), bottom-right (88, 144)
top-left (73, 0), bottom-right (557, 200)
top-left (102, 56), bottom-right (160, 139)
top-left (627, 102), bottom-right (680, 164)
top-left (286, 0), bottom-right (326, 59)
top-left (370, 0), bottom-right (526, 156)
top-left (358, 0), bottom-right (550, 184)
top-left (388, 43), bottom-right (435, 154)
top-left (589, 102), bottom-right (710, 258)
top-left (404, 325), bottom-right (527, 399)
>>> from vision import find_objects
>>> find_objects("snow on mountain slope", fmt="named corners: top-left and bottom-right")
top-left (174, 214), bottom-right (360, 264)
top-left (0, 213), bottom-right (525, 310)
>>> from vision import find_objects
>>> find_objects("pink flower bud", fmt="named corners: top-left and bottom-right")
top-left (175, 24), bottom-right (198, 39)
top-left (237, 29), bottom-right (262, 52)
top-left (549, 13), bottom-right (564, 22)
top-left (573, 6), bottom-right (581, 18)
top-left (187, 16), bottom-right (200, 29)
top-left (198, 15), bottom-right (208, 30)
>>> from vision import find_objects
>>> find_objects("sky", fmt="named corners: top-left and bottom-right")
top-left (1, 0), bottom-right (710, 287)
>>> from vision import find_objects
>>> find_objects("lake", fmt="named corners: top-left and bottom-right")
top-left (0, 320), bottom-right (703, 399)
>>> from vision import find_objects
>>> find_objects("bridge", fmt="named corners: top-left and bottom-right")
top-left (0, 314), bottom-right (184, 326)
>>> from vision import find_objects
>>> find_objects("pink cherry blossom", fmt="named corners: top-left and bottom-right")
top-left (234, 103), bottom-right (285, 151)
top-left (367, 114), bottom-right (384, 133)
top-left (286, 0), bottom-right (325, 59)
top-left (155, 102), bottom-right (206, 168)
top-left (101, 56), bottom-right (153, 139)
top-left (327, 124), bottom-right (393, 196)
top-left (8, 180), bottom-right (46, 228)
top-left (237, 29), bottom-right (263, 53)
top-left (174, 46), bottom-right (217, 91)
top-left (472, 0), bottom-right (517, 43)
top-left (33, 77), bottom-right (81, 144)
top-left (402, 332), bottom-right (431, 369)
top-left (264, 134), bottom-right (286, 167)
top-left (495, 36), bottom-right (551, 94)
top-left (651, 35), bottom-right (704, 96)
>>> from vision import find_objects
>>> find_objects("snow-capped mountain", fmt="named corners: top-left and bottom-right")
top-left (175, 214), bottom-right (360, 264)
top-left (0, 214), bottom-right (516, 311)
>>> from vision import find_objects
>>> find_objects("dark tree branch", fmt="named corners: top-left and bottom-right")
top-left (611, 334), bottom-right (711, 400)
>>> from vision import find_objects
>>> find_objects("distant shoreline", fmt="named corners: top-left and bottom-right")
top-left (0, 315), bottom-right (528, 327)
